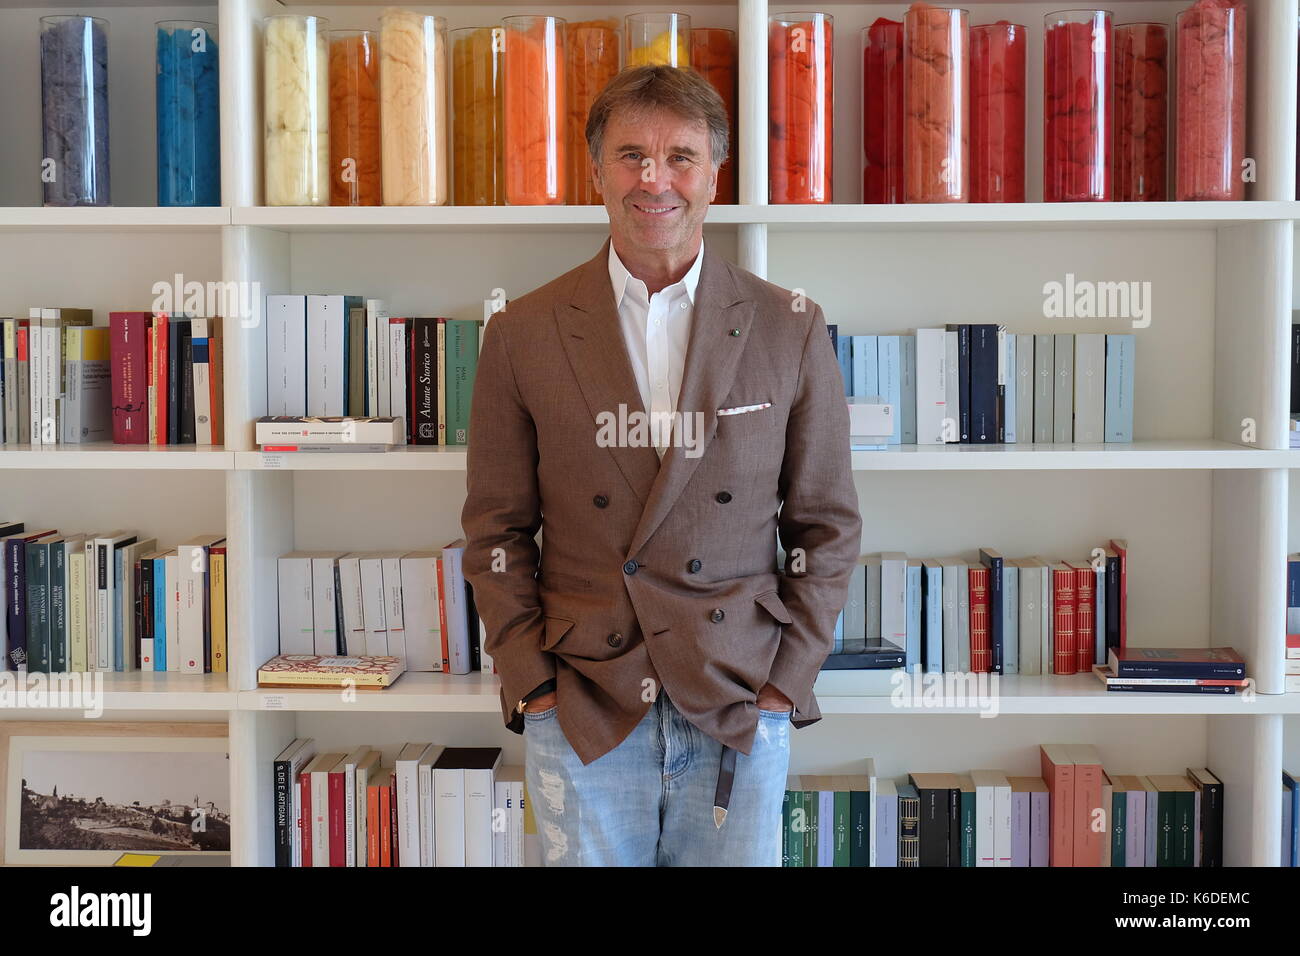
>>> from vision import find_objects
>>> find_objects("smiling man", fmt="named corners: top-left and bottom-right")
top-left (461, 66), bottom-right (861, 866)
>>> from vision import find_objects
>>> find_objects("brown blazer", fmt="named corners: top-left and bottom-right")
top-left (461, 237), bottom-right (862, 764)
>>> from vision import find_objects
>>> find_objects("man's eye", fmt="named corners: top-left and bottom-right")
top-left (622, 152), bottom-right (642, 162)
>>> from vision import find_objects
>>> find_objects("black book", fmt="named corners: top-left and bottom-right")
top-left (908, 772), bottom-right (957, 866)
top-left (819, 637), bottom-right (905, 670)
top-left (409, 317), bottom-right (439, 444)
top-left (969, 324), bottom-right (999, 443)
top-left (179, 320), bottom-right (196, 444)
top-left (1105, 551), bottom-right (1121, 652)
top-left (979, 547), bottom-right (1004, 674)
top-left (897, 783), bottom-right (920, 867)
top-left (1189, 768), bottom-right (1224, 868)
top-left (1292, 325), bottom-right (1300, 413)
top-left (466, 579), bottom-right (481, 671)
top-left (138, 556), bottom-right (154, 666)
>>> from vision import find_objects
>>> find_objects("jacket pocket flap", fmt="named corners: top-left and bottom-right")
top-left (753, 590), bottom-right (793, 625)
top-left (542, 616), bottom-right (575, 650)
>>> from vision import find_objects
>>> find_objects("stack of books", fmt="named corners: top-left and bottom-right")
top-left (1092, 646), bottom-right (1247, 694)
top-left (1290, 417), bottom-right (1300, 448)
top-left (256, 415), bottom-right (406, 453)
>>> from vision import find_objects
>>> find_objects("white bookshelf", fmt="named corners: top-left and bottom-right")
top-left (0, 0), bottom-right (1297, 867)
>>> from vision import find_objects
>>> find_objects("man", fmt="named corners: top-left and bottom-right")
top-left (461, 66), bottom-right (861, 866)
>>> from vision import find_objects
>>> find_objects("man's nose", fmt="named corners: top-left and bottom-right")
top-left (639, 156), bottom-right (674, 193)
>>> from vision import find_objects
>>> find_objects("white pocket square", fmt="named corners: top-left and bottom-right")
top-left (717, 402), bottom-right (772, 416)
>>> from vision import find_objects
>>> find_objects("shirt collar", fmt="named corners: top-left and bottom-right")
top-left (608, 237), bottom-right (705, 310)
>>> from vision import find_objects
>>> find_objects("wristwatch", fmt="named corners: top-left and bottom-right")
top-left (517, 678), bottom-right (557, 715)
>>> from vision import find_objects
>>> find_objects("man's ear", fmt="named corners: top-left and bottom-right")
top-left (590, 156), bottom-right (603, 197)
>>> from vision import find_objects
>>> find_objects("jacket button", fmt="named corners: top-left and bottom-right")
top-left (710, 608), bottom-right (725, 623)
top-left (715, 491), bottom-right (732, 503)
top-left (623, 560), bottom-right (639, 575)
top-left (607, 632), bottom-right (623, 647)
top-left (687, 558), bottom-right (702, 573)
top-left (593, 494), bottom-right (609, 508)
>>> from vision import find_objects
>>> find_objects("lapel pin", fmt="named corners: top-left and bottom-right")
top-left (729, 328), bottom-right (741, 336)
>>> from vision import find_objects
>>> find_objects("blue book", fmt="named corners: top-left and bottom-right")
top-left (922, 560), bottom-right (943, 674)
top-left (154, 556), bottom-right (168, 671)
top-left (1094, 565), bottom-right (1106, 666)
top-left (877, 336), bottom-right (902, 444)
top-left (900, 335), bottom-right (916, 443)
top-left (818, 789), bottom-right (835, 867)
top-left (837, 336), bottom-right (852, 397)
top-left (1003, 332), bottom-right (1017, 443)
top-left (969, 325), bottom-right (999, 443)
top-left (905, 560), bottom-right (922, 674)
top-left (1002, 561), bottom-right (1018, 675)
top-left (114, 548), bottom-right (125, 672)
top-left (1289, 556), bottom-right (1300, 608)
top-left (852, 336), bottom-right (877, 399)
top-left (1105, 334), bottom-right (1135, 442)
top-left (979, 548), bottom-right (1004, 674)
top-left (1286, 772), bottom-right (1300, 867)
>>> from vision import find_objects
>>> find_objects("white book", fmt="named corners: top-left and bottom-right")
top-left (864, 758), bottom-right (878, 867)
top-left (418, 744), bottom-right (443, 867)
top-left (94, 531), bottom-right (137, 671)
top-left (956, 564), bottom-right (972, 672)
top-left (1033, 334), bottom-right (1054, 443)
top-left (494, 778), bottom-right (511, 867)
top-left (337, 555), bottom-right (367, 655)
top-left (62, 536), bottom-right (86, 671)
top-left (28, 308), bottom-right (42, 444)
top-left (389, 318), bottom-right (407, 431)
top-left (190, 318), bottom-right (213, 444)
top-left (943, 329), bottom-right (960, 442)
top-left (879, 552), bottom-right (907, 648)
top-left (341, 745), bottom-right (371, 868)
top-left (914, 328), bottom-right (947, 444)
top-left (42, 313), bottom-right (61, 445)
top-left (972, 769), bottom-right (998, 867)
top-left (1015, 333), bottom-right (1035, 442)
top-left (354, 750), bottom-right (380, 867)
top-left (941, 558), bottom-right (963, 673)
top-left (382, 553), bottom-right (407, 666)
top-left (310, 553), bottom-right (347, 655)
top-left (166, 551), bottom-right (181, 672)
top-left (278, 551), bottom-right (316, 656)
top-left (359, 554), bottom-right (389, 655)
top-left (306, 295), bottom-right (349, 417)
top-left (440, 542), bottom-right (472, 674)
top-left (973, 770), bottom-right (1012, 867)
top-left (465, 750), bottom-right (503, 867)
top-left (400, 551), bottom-right (442, 671)
top-left (396, 742), bottom-right (433, 868)
top-left (266, 295), bottom-right (307, 416)
top-left (1073, 333), bottom-right (1105, 443)
top-left (1039, 557), bottom-right (1051, 678)
top-left (1053, 333), bottom-right (1074, 442)
top-left (1016, 559), bottom-right (1042, 676)
top-left (179, 534), bottom-right (223, 673)
top-left (370, 300), bottom-right (391, 417)
top-left (308, 753), bottom-right (343, 867)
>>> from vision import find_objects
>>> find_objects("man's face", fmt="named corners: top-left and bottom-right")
top-left (591, 106), bottom-right (717, 253)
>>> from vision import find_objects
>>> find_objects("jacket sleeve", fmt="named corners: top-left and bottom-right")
top-left (460, 312), bottom-right (555, 730)
top-left (766, 303), bottom-right (862, 720)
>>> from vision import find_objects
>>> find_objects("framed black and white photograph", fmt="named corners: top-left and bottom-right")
top-left (3, 724), bottom-right (229, 865)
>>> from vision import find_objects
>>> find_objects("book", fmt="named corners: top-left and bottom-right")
top-left (257, 654), bottom-right (407, 688)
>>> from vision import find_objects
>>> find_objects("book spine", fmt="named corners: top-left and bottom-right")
top-left (1052, 568), bottom-right (1076, 675)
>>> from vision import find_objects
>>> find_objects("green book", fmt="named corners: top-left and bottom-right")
top-left (786, 784), bottom-right (805, 867)
top-left (1149, 775), bottom-right (1196, 867)
top-left (49, 538), bottom-right (67, 672)
top-left (849, 784), bottom-right (870, 867)
top-left (803, 779), bottom-right (818, 867)
top-left (957, 775), bottom-right (976, 867)
top-left (25, 539), bottom-right (51, 671)
top-left (1111, 787), bottom-right (1127, 867)
top-left (445, 319), bottom-right (482, 446)
top-left (833, 788), bottom-right (850, 867)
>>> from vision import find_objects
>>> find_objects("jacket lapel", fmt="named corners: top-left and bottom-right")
top-left (554, 237), bottom-right (755, 557)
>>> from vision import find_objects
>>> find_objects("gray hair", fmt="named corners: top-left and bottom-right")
top-left (585, 65), bottom-right (730, 169)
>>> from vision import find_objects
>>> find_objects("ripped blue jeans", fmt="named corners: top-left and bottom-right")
top-left (523, 687), bottom-right (790, 866)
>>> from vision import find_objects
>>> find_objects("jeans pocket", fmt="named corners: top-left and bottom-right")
top-left (757, 708), bottom-right (791, 720)
top-left (523, 704), bottom-right (558, 722)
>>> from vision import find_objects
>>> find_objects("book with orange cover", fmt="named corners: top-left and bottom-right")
top-left (1040, 744), bottom-right (1074, 866)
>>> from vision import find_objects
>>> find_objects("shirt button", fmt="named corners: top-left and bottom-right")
top-left (710, 608), bottom-right (725, 623)
top-left (593, 494), bottom-right (609, 508)
top-left (679, 302), bottom-right (687, 310)
top-left (607, 632), bottom-right (623, 648)
top-left (687, 558), bottom-right (702, 573)
top-left (623, 560), bottom-right (639, 575)
top-left (715, 491), bottom-right (732, 504)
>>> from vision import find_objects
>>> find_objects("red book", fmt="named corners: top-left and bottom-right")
top-left (367, 779), bottom-right (381, 867)
top-left (109, 312), bottom-right (150, 444)
top-left (389, 769), bottom-right (400, 866)
top-left (152, 313), bottom-right (169, 445)
top-left (1051, 563), bottom-right (1076, 675)
top-left (378, 779), bottom-right (392, 867)
top-left (1109, 539), bottom-right (1128, 653)
top-left (968, 566), bottom-right (990, 672)
top-left (1287, 633), bottom-right (1300, 659)
top-left (1069, 744), bottom-right (1104, 867)
top-left (298, 769), bottom-right (312, 868)
top-left (1039, 745), bottom-right (1074, 867)
top-left (1070, 561), bottom-right (1095, 672)
top-left (328, 763), bottom-right (346, 867)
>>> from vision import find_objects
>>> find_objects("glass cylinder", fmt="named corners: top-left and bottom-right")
top-left (40, 16), bottom-right (110, 207)
top-left (862, 19), bottom-right (903, 204)
top-left (380, 11), bottom-right (448, 206)
top-left (1043, 10), bottom-right (1113, 202)
top-left (970, 21), bottom-right (1026, 203)
top-left (769, 12), bottom-right (833, 204)
top-left (263, 14), bottom-right (329, 206)
top-left (329, 30), bottom-right (381, 206)
top-left (692, 28), bottom-right (738, 204)
top-left (625, 12), bottom-right (690, 68)
top-left (567, 18), bottom-right (620, 205)
top-left (1115, 23), bottom-right (1168, 201)
top-left (1175, 0), bottom-right (1246, 201)
top-left (452, 26), bottom-right (505, 206)
top-left (504, 15), bottom-right (566, 205)
top-left (903, 5), bottom-right (968, 203)
top-left (156, 21), bottom-right (219, 207)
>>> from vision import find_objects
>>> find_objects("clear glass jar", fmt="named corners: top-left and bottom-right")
top-left (504, 15), bottom-right (566, 205)
top-left (1043, 10), bottom-right (1113, 202)
top-left (156, 21), bottom-right (220, 207)
top-left (452, 26), bottom-right (505, 206)
top-left (566, 18), bottom-right (620, 205)
top-left (970, 21), bottom-right (1026, 203)
top-left (263, 14), bottom-right (329, 206)
top-left (380, 11), bottom-right (448, 206)
top-left (903, 5), bottom-right (968, 203)
top-left (862, 19), bottom-right (903, 204)
top-left (692, 28), bottom-right (737, 204)
top-left (1175, 0), bottom-right (1245, 201)
top-left (625, 12), bottom-right (690, 68)
top-left (329, 29), bottom-right (381, 206)
top-left (769, 12), bottom-right (833, 204)
top-left (1115, 23), bottom-right (1168, 201)
top-left (41, 15), bottom-right (111, 206)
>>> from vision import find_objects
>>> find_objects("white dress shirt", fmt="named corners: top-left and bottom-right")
top-left (607, 238), bottom-right (704, 458)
